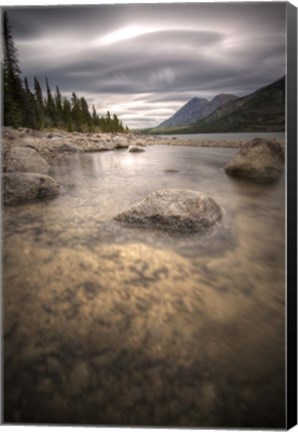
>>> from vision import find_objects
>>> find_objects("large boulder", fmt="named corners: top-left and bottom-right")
top-left (113, 136), bottom-right (129, 149)
top-left (3, 173), bottom-right (60, 205)
top-left (6, 146), bottom-right (50, 174)
top-left (128, 145), bottom-right (145, 153)
top-left (224, 138), bottom-right (284, 181)
top-left (114, 189), bottom-right (222, 233)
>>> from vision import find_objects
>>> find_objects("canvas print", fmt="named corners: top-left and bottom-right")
top-left (2, 2), bottom-right (289, 428)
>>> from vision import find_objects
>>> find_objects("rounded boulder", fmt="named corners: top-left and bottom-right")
top-left (3, 173), bottom-right (60, 205)
top-left (114, 189), bottom-right (222, 233)
top-left (224, 138), bottom-right (284, 182)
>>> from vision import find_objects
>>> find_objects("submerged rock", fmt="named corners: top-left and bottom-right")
top-left (6, 146), bottom-right (50, 174)
top-left (3, 172), bottom-right (60, 205)
top-left (114, 189), bottom-right (222, 233)
top-left (128, 145), bottom-right (145, 153)
top-left (224, 138), bottom-right (284, 182)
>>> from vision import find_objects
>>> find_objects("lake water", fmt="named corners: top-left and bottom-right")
top-left (3, 145), bottom-right (285, 427)
top-left (156, 131), bottom-right (286, 141)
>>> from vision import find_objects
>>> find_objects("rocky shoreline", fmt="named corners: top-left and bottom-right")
top-left (2, 127), bottom-right (286, 168)
top-left (2, 127), bottom-right (285, 209)
top-left (2, 127), bottom-right (251, 171)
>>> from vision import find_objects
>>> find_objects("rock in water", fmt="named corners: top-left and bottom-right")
top-left (128, 145), bottom-right (145, 153)
top-left (6, 146), bottom-right (50, 174)
top-left (224, 138), bottom-right (284, 181)
top-left (114, 189), bottom-right (222, 233)
top-left (59, 143), bottom-right (82, 153)
top-left (3, 173), bottom-right (60, 205)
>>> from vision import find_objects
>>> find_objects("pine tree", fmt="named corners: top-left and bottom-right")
top-left (2, 12), bottom-right (128, 133)
top-left (2, 11), bottom-right (25, 127)
top-left (80, 97), bottom-right (92, 131)
top-left (34, 77), bottom-right (45, 129)
top-left (23, 77), bottom-right (37, 129)
top-left (92, 105), bottom-right (99, 128)
top-left (55, 85), bottom-right (63, 126)
top-left (62, 97), bottom-right (73, 131)
top-left (45, 78), bottom-right (57, 127)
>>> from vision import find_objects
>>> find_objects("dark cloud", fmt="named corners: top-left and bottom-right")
top-left (4, 2), bottom-right (286, 128)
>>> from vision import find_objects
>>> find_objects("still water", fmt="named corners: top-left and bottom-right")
top-left (157, 131), bottom-right (285, 141)
top-left (3, 145), bottom-right (285, 427)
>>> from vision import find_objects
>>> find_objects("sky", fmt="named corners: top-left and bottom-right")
top-left (5, 2), bottom-right (286, 129)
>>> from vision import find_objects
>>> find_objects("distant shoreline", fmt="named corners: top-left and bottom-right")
top-left (2, 127), bottom-right (286, 174)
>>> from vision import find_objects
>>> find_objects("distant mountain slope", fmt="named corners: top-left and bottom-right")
top-left (145, 76), bottom-right (285, 135)
top-left (184, 75), bottom-right (285, 133)
top-left (159, 97), bottom-right (208, 127)
top-left (159, 94), bottom-right (237, 128)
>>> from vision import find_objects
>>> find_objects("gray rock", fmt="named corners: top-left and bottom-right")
top-left (3, 173), bottom-right (60, 205)
top-left (113, 137), bottom-right (128, 149)
top-left (224, 138), bottom-right (284, 181)
top-left (114, 189), bottom-right (222, 233)
top-left (18, 136), bottom-right (40, 149)
top-left (84, 143), bottom-right (112, 152)
top-left (128, 145), bottom-right (145, 153)
top-left (59, 143), bottom-right (83, 153)
top-left (134, 138), bottom-right (146, 146)
top-left (6, 146), bottom-right (50, 174)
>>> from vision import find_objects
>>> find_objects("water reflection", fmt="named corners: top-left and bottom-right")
top-left (3, 145), bottom-right (285, 427)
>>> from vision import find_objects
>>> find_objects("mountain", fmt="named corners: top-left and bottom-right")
top-left (159, 94), bottom-right (237, 128)
top-left (187, 75), bottom-right (285, 133)
top-left (146, 76), bottom-right (285, 134)
top-left (159, 97), bottom-right (208, 128)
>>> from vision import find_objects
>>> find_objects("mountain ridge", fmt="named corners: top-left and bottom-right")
top-left (159, 93), bottom-right (238, 128)
top-left (189, 75), bottom-right (285, 133)
top-left (148, 76), bottom-right (285, 134)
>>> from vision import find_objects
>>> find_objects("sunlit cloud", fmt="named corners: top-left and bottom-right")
top-left (98, 25), bottom-right (160, 46)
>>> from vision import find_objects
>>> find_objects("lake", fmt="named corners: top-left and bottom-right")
top-left (3, 145), bottom-right (285, 427)
top-left (156, 131), bottom-right (285, 141)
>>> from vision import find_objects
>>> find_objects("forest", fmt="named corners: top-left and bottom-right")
top-left (2, 11), bottom-right (128, 133)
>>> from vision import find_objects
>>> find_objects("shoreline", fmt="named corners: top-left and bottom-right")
top-left (2, 126), bottom-right (285, 172)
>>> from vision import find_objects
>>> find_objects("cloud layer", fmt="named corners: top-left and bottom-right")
top-left (7, 3), bottom-right (286, 129)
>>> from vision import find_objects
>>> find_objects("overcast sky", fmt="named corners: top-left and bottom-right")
top-left (6, 2), bottom-right (286, 129)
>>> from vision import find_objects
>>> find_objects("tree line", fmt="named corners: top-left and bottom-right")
top-left (2, 11), bottom-right (128, 133)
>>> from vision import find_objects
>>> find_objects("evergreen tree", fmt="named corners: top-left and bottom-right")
top-left (55, 85), bottom-right (63, 126)
top-left (92, 105), bottom-right (99, 127)
top-left (23, 77), bottom-right (37, 129)
top-left (80, 97), bottom-right (92, 130)
top-left (2, 11), bottom-right (25, 127)
top-left (112, 113), bottom-right (123, 132)
top-left (34, 77), bottom-right (45, 129)
top-left (71, 92), bottom-right (82, 131)
top-left (2, 12), bottom-right (128, 133)
top-left (45, 78), bottom-right (57, 127)
top-left (62, 97), bottom-right (73, 131)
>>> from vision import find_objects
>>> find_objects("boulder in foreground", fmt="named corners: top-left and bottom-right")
top-left (224, 138), bottom-right (284, 182)
top-left (6, 146), bottom-right (50, 174)
top-left (114, 189), bottom-right (222, 233)
top-left (3, 173), bottom-right (60, 205)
